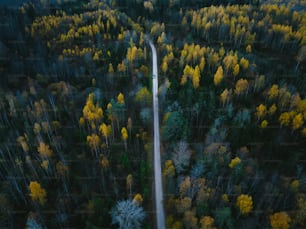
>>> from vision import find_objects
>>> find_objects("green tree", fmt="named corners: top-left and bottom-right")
top-left (162, 111), bottom-right (187, 142)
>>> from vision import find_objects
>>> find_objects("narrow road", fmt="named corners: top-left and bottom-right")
top-left (149, 41), bottom-right (166, 229)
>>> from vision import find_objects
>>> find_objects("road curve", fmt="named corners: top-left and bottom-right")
top-left (149, 41), bottom-right (166, 229)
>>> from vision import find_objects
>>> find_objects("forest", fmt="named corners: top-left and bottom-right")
top-left (0, 0), bottom-right (305, 228)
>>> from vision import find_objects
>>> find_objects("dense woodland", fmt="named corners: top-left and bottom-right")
top-left (0, 0), bottom-right (305, 228)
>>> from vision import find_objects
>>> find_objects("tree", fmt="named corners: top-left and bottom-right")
top-left (29, 181), bottom-right (47, 205)
top-left (236, 194), bottom-right (253, 215)
top-left (254, 75), bottom-right (265, 92)
top-left (175, 197), bottom-right (192, 213)
top-left (220, 89), bottom-right (232, 107)
top-left (268, 84), bottom-right (279, 100)
top-left (108, 63), bottom-right (114, 74)
top-left (192, 65), bottom-right (201, 89)
top-left (126, 174), bottom-right (133, 196)
top-left (162, 111), bottom-right (186, 142)
top-left (172, 141), bottom-right (191, 174)
top-left (260, 120), bottom-right (268, 128)
top-left (268, 104), bottom-right (277, 115)
top-left (214, 66), bottom-right (223, 86)
top-left (99, 123), bottom-right (112, 147)
top-left (279, 112), bottom-right (291, 126)
top-left (121, 127), bottom-right (128, 150)
top-left (135, 87), bottom-right (151, 105)
top-left (110, 200), bottom-right (145, 229)
top-left (234, 79), bottom-right (249, 96)
top-left (255, 104), bottom-right (267, 120)
top-left (37, 142), bottom-right (53, 158)
top-left (87, 134), bottom-right (100, 157)
top-left (239, 57), bottom-right (249, 70)
top-left (183, 210), bottom-right (198, 229)
top-left (233, 63), bottom-right (240, 78)
top-left (133, 194), bottom-right (143, 206)
top-left (292, 113), bottom-right (304, 130)
top-left (200, 216), bottom-right (217, 229)
top-left (117, 92), bottom-right (125, 105)
top-left (270, 212), bottom-right (291, 229)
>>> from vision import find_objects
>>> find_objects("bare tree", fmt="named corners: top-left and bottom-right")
top-left (172, 141), bottom-right (191, 174)
top-left (110, 200), bottom-right (146, 229)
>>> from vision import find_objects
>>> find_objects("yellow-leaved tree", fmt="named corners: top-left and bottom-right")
top-left (29, 181), bottom-right (47, 205)
top-left (255, 104), bottom-right (267, 120)
top-left (214, 66), bottom-right (223, 86)
top-left (234, 79), bottom-right (249, 96)
top-left (192, 65), bottom-right (201, 89)
top-left (135, 87), bottom-right (151, 105)
top-left (117, 92), bottom-right (125, 105)
top-left (268, 84), bottom-right (279, 100)
top-left (99, 123), bottom-right (112, 147)
top-left (121, 127), bottom-right (128, 150)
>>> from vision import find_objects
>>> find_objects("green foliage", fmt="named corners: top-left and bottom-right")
top-left (162, 111), bottom-right (187, 142)
top-left (214, 207), bottom-right (233, 229)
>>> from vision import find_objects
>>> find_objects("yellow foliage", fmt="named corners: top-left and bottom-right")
top-left (163, 160), bottom-right (175, 177)
top-left (181, 75), bottom-right (188, 85)
top-left (292, 113), bottom-right (304, 130)
top-left (199, 57), bottom-right (206, 71)
top-left (38, 142), bottom-right (53, 158)
top-left (290, 179), bottom-right (299, 192)
top-left (41, 160), bottom-right (49, 170)
top-left (220, 88), bottom-right (231, 105)
top-left (29, 181), bottom-right (47, 205)
top-left (214, 66), bottom-right (223, 86)
top-left (233, 63), bottom-right (240, 77)
top-left (236, 194), bottom-right (253, 215)
top-left (200, 216), bottom-right (216, 229)
top-left (133, 193), bottom-right (143, 206)
top-left (98, 153), bottom-right (108, 167)
top-left (255, 104), bottom-right (267, 119)
top-left (99, 123), bottom-right (112, 138)
top-left (121, 127), bottom-right (128, 141)
top-left (176, 197), bottom-right (192, 213)
top-left (33, 123), bottom-right (41, 134)
top-left (260, 120), bottom-right (268, 128)
top-left (246, 44), bottom-right (252, 53)
top-left (279, 112), bottom-right (291, 126)
top-left (222, 194), bottom-right (229, 203)
top-left (192, 65), bottom-right (201, 89)
top-left (108, 63), bottom-right (114, 74)
top-left (86, 134), bottom-right (100, 150)
top-left (229, 156), bottom-right (241, 168)
top-left (234, 78), bottom-right (249, 95)
top-left (268, 104), bottom-right (277, 115)
top-left (82, 93), bottom-right (103, 123)
top-left (126, 174), bottom-right (133, 189)
top-left (239, 57), bottom-right (249, 70)
top-left (93, 52), bottom-right (99, 61)
top-left (161, 61), bottom-right (168, 73)
top-left (179, 176), bottom-right (191, 197)
top-left (136, 87), bottom-right (151, 104)
top-left (163, 112), bottom-right (170, 123)
top-left (268, 84), bottom-right (279, 100)
top-left (183, 210), bottom-right (198, 229)
top-left (79, 117), bottom-right (85, 126)
top-left (17, 136), bottom-right (29, 152)
top-left (117, 92), bottom-right (125, 105)
top-left (270, 212), bottom-right (291, 229)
